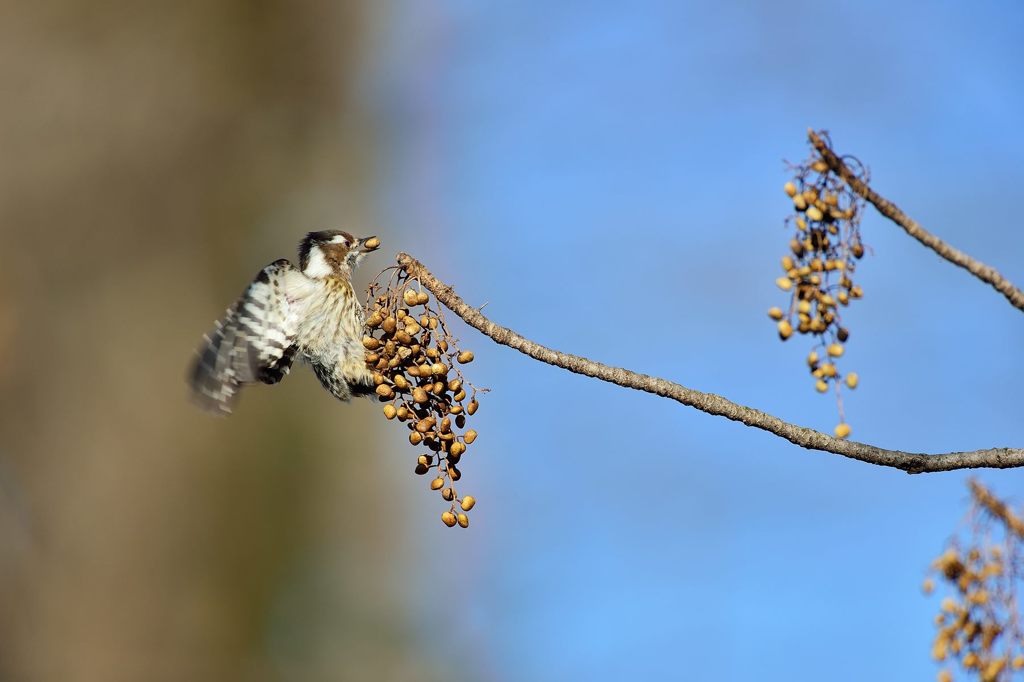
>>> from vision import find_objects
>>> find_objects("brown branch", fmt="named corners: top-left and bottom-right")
top-left (970, 480), bottom-right (1024, 539)
top-left (396, 253), bottom-right (1024, 475)
top-left (808, 129), bottom-right (1024, 313)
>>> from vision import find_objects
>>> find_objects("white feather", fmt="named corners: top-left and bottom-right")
top-left (303, 247), bottom-right (333, 278)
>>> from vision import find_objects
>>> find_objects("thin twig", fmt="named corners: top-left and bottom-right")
top-left (970, 480), bottom-right (1024, 539)
top-left (808, 129), bottom-right (1024, 313)
top-left (396, 253), bottom-right (1024, 474)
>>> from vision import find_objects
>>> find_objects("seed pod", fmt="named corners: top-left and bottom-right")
top-left (362, 337), bottom-right (381, 350)
top-left (790, 238), bottom-right (804, 257)
top-left (798, 300), bottom-right (811, 314)
top-left (784, 181), bottom-right (798, 197)
top-left (428, 317), bottom-right (439, 330)
top-left (414, 463), bottom-right (429, 476)
top-left (430, 477), bottom-right (445, 491)
top-left (807, 351), bottom-right (819, 366)
top-left (412, 387), bottom-right (429, 404)
top-left (450, 405), bottom-right (464, 415)
top-left (460, 496), bottom-right (476, 511)
top-left (438, 339), bottom-right (448, 353)
top-left (845, 372), bottom-right (859, 389)
top-left (442, 487), bottom-right (456, 501)
top-left (453, 388), bottom-right (467, 402)
top-left (827, 343), bottom-right (844, 357)
top-left (837, 291), bottom-right (849, 305)
top-left (821, 363), bottom-right (837, 378)
top-left (850, 285), bottom-right (863, 299)
top-left (775, 277), bottom-right (793, 292)
top-left (851, 243), bottom-right (864, 259)
top-left (367, 312), bottom-right (383, 328)
top-left (406, 365), bottom-right (420, 378)
top-left (375, 384), bottom-right (394, 399)
top-left (405, 322), bottom-right (422, 336)
top-left (365, 352), bottom-right (380, 364)
top-left (457, 513), bottom-right (469, 528)
top-left (415, 418), bottom-right (433, 433)
top-left (767, 307), bottom-right (784, 321)
top-left (431, 362), bottom-right (447, 376)
top-left (450, 441), bottom-right (467, 457)
top-left (781, 256), bottom-right (795, 271)
top-left (382, 317), bottom-right (397, 334)
top-left (815, 380), bottom-right (828, 393)
top-left (457, 351), bottom-right (475, 364)
top-left (448, 465), bottom-right (462, 481)
top-left (383, 404), bottom-right (397, 419)
top-left (777, 320), bottom-right (793, 340)
top-left (455, 414), bottom-right (466, 428)
top-left (795, 217), bottom-right (807, 231)
top-left (448, 379), bottom-right (463, 393)
top-left (396, 406), bottom-right (410, 420)
top-left (426, 347), bottom-right (440, 360)
top-left (417, 454), bottom-right (432, 466)
top-left (463, 429), bottom-right (478, 444)
top-left (793, 195), bottom-right (808, 211)
top-left (409, 432), bottom-right (423, 445)
top-left (837, 327), bottom-right (849, 342)
top-left (403, 289), bottom-right (419, 306)
top-left (395, 331), bottom-right (413, 346)
top-left (834, 423), bottom-right (851, 439)
top-left (432, 381), bottom-right (446, 395)
top-left (811, 159), bottom-right (828, 173)
top-left (467, 400), bottom-right (478, 416)
top-left (812, 367), bottom-right (824, 378)
top-left (806, 206), bottom-right (824, 222)
top-left (416, 292), bottom-right (430, 305)
top-left (393, 374), bottom-right (409, 391)
top-left (441, 511), bottom-right (457, 527)
top-left (383, 339), bottom-right (396, 356)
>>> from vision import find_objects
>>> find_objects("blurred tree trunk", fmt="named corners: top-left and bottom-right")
top-left (0, 1), bottom-right (436, 680)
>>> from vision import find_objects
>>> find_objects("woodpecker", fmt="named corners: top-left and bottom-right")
top-left (189, 230), bottom-right (380, 415)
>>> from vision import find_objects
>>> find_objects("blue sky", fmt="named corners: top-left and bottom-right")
top-left (362, 2), bottom-right (1024, 680)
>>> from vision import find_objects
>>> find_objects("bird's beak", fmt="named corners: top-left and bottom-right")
top-left (358, 236), bottom-right (381, 253)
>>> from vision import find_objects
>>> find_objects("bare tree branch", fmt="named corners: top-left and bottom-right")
top-left (396, 253), bottom-right (1024, 474)
top-left (808, 129), bottom-right (1024, 313)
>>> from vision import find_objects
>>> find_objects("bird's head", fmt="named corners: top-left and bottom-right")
top-left (298, 230), bottom-right (380, 279)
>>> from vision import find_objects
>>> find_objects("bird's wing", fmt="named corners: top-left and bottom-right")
top-left (189, 259), bottom-right (306, 415)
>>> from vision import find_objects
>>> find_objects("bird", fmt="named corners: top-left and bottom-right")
top-left (189, 230), bottom-right (381, 415)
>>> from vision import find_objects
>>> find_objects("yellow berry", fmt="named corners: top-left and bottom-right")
top-left (784, 181), bottom-right (798, 197)
top-left (457, 513), bottom-right (470, 528)
top-left (363, 236), bottom-right (381, 250)
top-left (807, 351), bottom-right (819, 366)
top-left (430, 477), bottom-right (445, 490)
top-left (467, 400), bottom-right (479, 415)
top-left (775, 277), bottom-right (793, 291)
top-left (383, 404), bottom-right (397, 419)
top-left (845, 373), bottom-right (859, 389)
top-left (793, 195), bottom-right (807, 211)
top-left (815, 380), bottom-right (828, 393)
top-left (922, 578), bottom-right (934, 594)
top-left (441, 511), bottom-right (457, 527)
top-left (403, 289), bottom-right (419, 306)
top-left (806, 206), bottom-right (824, 221)
top-left (777, 320), bottom-right (793, 340)
top-left (460, 496), bottom-right (476, 511)
top-left (781, 255), bottom-right (794, 271)
top-left (811, 159), bottom-right (828, 173)
top-left (463, 429), bottom-right (478, 444)
top-left (834, 423), bottom-right (851, 438)
top-left (767, 307), bottom-right (784, 320)
top-left (827, 343), bottom-right (844, 357)
top-left (457, 351), bottom-right (475, 364)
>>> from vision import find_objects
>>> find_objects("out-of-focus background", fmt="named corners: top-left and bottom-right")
top-left (1, 1), bottom-right (1022, 680)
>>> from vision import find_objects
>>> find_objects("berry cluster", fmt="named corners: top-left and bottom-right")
top-left (926, 483), bottom-right (1024, 682)
top-left (364, 273), bottom-right (483, 528)
top-left (769, 144), bottom-right (868, 438)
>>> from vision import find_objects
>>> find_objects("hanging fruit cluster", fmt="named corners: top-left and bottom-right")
top-left (925, 481), bottom-right (1024, 682)
top-left (769, 140), bottom-right (869, 438)
top-left (364, 270), bottom-right (483, 528)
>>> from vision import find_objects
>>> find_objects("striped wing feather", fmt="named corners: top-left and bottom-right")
top-left (190, 259), bottom-right (302, 414)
